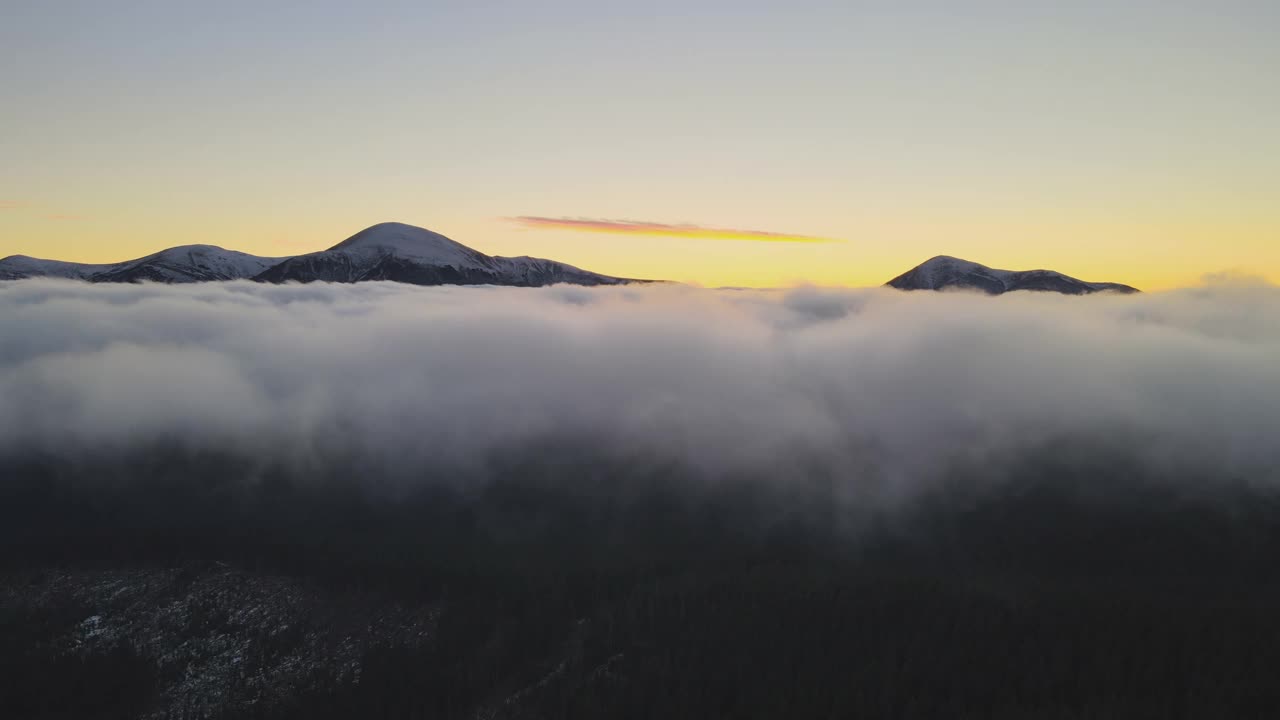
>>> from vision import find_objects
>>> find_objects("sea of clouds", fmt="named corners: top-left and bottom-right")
top-left (1, 279), bottom-right (1277, 506)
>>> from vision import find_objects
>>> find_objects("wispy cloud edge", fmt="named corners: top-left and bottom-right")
top-left (508, 216), bottom-right (841, 244)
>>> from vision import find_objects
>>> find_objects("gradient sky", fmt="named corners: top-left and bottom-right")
top-left (2, 0), bottom-right (1277, 288)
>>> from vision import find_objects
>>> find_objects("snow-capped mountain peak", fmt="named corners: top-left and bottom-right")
top-left (326, 222), bottom-right (490, 268)
top-left (254, 222), bottom-right (633, 287)
top-left (93, 244), bottom-right (291, 283)
top-left (907, 256), bottom-right (1007, 289)
top-left (887, 256), bottom-right (1138, 295)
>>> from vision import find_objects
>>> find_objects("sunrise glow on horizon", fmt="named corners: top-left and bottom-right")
top-left (2, 2), bottom-right (1277, 290)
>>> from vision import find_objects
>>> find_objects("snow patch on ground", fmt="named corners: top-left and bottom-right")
top-left (2, 566), bottom-right (437, 719)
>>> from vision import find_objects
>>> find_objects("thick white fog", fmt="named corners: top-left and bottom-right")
top-left (1, 279), bottom-right (1278, 502)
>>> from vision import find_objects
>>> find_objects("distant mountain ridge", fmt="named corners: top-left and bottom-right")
top-left (0, 255), bottom-right (114, 281)
top-left (886, 255), bottom-right (1138, 295)
top-left (2, 229), bottom-right (1141, 293)
top-left (256, 223), bottom-right (624, 287)
top-left (0, 222), bottom-right (635, 288)
top-left (95, 245), bottom-right (292, 283)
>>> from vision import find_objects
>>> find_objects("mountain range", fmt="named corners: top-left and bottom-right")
top-left (1, 223), bottom-right (1138, 293)
top-left (0, 222), bottom-right (633, 287)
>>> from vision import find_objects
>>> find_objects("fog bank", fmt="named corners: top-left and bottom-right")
top-left (1, 279), bottom-right (1277, 505)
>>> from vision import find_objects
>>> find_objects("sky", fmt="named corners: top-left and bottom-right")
top-left (2, 0), bottom-right (1277, 289)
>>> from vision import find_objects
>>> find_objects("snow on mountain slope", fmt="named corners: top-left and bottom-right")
top-left (491, 255), bottom-right (624, 287)
top-left (2, 246), bottom-right (291, 283)
top-left (886, 256), bottom-right (1138, 295)
top-left (256, 222), bottom-right (633, 287)
top-left (93, 245), bottom-right (293, 283)
top-left (327, 222), bottom-right (492, 268)
top-left (3, 222), bottom-right (638, 287)
top-left (0, 255), bottom-right (114, 281)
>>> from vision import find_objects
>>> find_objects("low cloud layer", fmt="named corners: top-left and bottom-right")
top-left (1, 280), bottom-right (1278, 507)
top-left (509, 216), bottom-right (838, 243)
